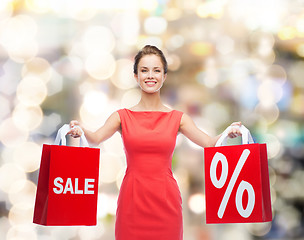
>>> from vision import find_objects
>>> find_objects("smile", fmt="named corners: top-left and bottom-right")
top-left (145, 81), bottom-right (157, 86)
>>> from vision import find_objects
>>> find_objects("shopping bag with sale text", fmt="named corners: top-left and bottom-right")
top-left (33, 124), bottom-right (100, 226)
top-left (204, 125), bottom-right (272, 224)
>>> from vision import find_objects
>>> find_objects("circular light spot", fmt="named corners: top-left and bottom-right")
top-left (0, 163), bottom-right (26, 193)
top-left (22, 57), bottom-right (52, 83)
top-left (85, 53), bottom-right (116, 80)
top-left (83, 26), bottom-right (115, 54)
top-left (144, 17), bottom-right (167, 35)
top-left (16, 77), bottom-right (47, 106)
top-left (188, 193), bottom-right (206, 214)
top-left (0, 118), bottom-right (28, 147)
top-left (13, 142), bottom-right (41, 172)
top-left (12, 104), bottom-right (43, 131)
top-left (111, 59), bottom-right (137, 90)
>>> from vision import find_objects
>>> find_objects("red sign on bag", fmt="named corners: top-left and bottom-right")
top-left (204, 143), bottom-right (272, 223)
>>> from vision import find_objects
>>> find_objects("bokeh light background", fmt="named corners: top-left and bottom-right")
top-left (0, 0), bottom-right (304, 239)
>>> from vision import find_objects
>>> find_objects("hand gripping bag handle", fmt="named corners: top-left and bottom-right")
top-left (215, 125), bottom-right (254, 147)
top-left (54, 124), bottom-right (89, 147)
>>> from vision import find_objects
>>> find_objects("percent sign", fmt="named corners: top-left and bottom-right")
top-left (210, 149), bottom-right (255, 219)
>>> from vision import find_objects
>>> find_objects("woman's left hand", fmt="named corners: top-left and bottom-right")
top-left (227, 121), bottom-right (242, 138)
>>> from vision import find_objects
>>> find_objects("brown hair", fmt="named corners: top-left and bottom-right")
top-left (133, 45), bottom-right (168, 74)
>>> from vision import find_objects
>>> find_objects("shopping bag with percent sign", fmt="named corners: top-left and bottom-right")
top-left (204, 125), bottom-right (272, 223)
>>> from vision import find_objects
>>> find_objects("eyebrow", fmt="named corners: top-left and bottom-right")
top-left (139, 66), bottom-right (161, 69)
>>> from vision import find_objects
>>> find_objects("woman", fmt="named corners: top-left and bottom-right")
top-left (68, 45), bottom-right (241, 240)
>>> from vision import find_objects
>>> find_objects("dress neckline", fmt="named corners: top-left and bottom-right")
top-left (125, 108), bottom-right (174, 113)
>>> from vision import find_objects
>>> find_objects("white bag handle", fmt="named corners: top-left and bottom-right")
top-left (54, 124), bottom-right (89, 147)
top-left (215, 125), bottom-right (254, 147)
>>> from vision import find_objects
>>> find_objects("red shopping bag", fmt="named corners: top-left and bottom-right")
top-left (204, 125), bottom-right (272, 223)
top-left (33, 125), bottom-right (100, 226)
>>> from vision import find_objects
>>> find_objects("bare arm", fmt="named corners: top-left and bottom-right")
top-left (68, 111), bottom-right (121, 146)
top-left (179, 113), bottom-right (241, 148)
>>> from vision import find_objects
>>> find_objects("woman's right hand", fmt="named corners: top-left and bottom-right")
top-left (67, 120), bottom-right (83, 138)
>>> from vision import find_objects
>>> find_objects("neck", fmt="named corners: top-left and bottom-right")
top-left (137, 91), bottom-right (164, 111)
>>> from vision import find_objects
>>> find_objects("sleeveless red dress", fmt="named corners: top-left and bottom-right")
top-left (115, 108), bottom-right (184, 240)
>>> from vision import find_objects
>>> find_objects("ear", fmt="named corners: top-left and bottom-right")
top-left (134, 73), bottom-right (139, 83)
top-left (163, 73), bottom-right (167, 82)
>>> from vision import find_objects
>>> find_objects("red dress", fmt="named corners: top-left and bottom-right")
top-left (115, 108), bottom-right (184, 240)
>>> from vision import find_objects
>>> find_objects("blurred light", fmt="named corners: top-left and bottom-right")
top-left (278, 26), bottom-right (297, 40)
top-left (8, 39), bottom-right (38, 63)
top-left (78, 223), bottom-right (105, 239)
top-left (140, 0), bottom-right (158, 12)
top-left (103, 132), bottom-right (124, 156)
top-left (144, 17), bottom-right (167, 35)
top-left (25, 0), bottom-right (50, 13)
top-left (85, 52), bottom-right (116, 80)
top-left (196, 1), bottom-right (224, 19)
top-left (83, 26), bottom-right (115, 54)
top-left (216, 36), bottom-right (235, 55)
top-left (97, 193), bottom-right (118, 218)
top-left (255, 103), bottom-right (280, 124)
top-left (111, 12), bottom-right (140, 46)
top-left (0, 1), bottom-right (13, 20)
top-left (120, 88), bottom-right (141, 109)
top-left (52, 56), bottom-right (83, 81)
top-left (99, 153), bottom-right (124, 184)
top-left (65, 0), bottom-right (97, 21)
top-left (0, 94), bottom-right (10, 121)
top-left (0, 15), bottom-right (38, 62)
top-left (8, 203), bottom-right (34, 226)
top-left (164, 8), bottom-right (182, 21)
top-left (83, 90), bottom-right (108, 115)
top-left (16, 76), bottom-right (47, 107)
top-left (263, 134), bottom-right (282, 159)
top-left (166, 35), bottom-right (185, 50)
top-left (138, 36), bottom-right (163, 49)
top-left (47, 70), bottom-right (63, 96)
top-left (296, 44), bottom-right (304, 57)
top-left (111, 59), bottom-right (137, 90)
top-left (0, 118), bottom-right (29, 147)
top-left (203, 102), bottom-right (230, 127)
top-left (246, 222), bottom-right (272, 237)
top-left (257, 80), bottom-right (283, 107)
top-left (12, 104), bottom-right (43, 131)
top-left (13, 142), bottom-right (41, 172)
top-left (190, 42), bottom-right (213, 57)
top-left (22, 57), bottom-right (52, 83)
top-left (267, 64), bottom-right (287, 82)
top-left (167, 54), bottom-right (181, 71)
top-left (0, 163), bottom-right (26, 193)
top-left (188, 193), bottom-right (206, 214)
top-left (116, 167), bottom-right (126, 190)
top-left (8, 180), bottom-right (36, 206)
top-left (80, 101), bottom-right (118, 131)
top-left (291, 92), bottom-right (304, 115)
top-left (7, 225), bottom-right (37, 240)
top-left (288, 61), bottom-right (304, 88)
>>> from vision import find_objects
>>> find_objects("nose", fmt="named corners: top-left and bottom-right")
top-left (148, 70), bottom-right (154, 78)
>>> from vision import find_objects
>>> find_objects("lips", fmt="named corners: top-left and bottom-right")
top-left (145, 81), bottom-right (157, 86)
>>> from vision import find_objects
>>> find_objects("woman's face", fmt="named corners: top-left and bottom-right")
top-left (134, 54), bottom-right (167, 94)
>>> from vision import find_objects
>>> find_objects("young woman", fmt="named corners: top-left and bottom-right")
top-left (68, 45), bottom-right (242, 240)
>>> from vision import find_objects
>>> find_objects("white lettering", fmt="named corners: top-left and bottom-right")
top-left (85, 179), bottom-right (95, 194)
top-left (53, 177), bottom-right (95, 194)
top-left (75, 178), bottom-right (83, 194)
top-left (53, 177), bottom-right (63, 194)
top-left (63, 178), bottom-right (74, 194)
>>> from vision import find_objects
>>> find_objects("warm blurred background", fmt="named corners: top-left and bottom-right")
top-left (0, 0), bottom-right (304, 239)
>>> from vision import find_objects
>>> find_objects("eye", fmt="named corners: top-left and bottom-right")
top-left (141, 69), bottom-right (148, 72)
top-left (155, 69), bottom-right (161, 72)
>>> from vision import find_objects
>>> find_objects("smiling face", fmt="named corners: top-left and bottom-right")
top-left (135, 54), bottom-right (167, 93)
